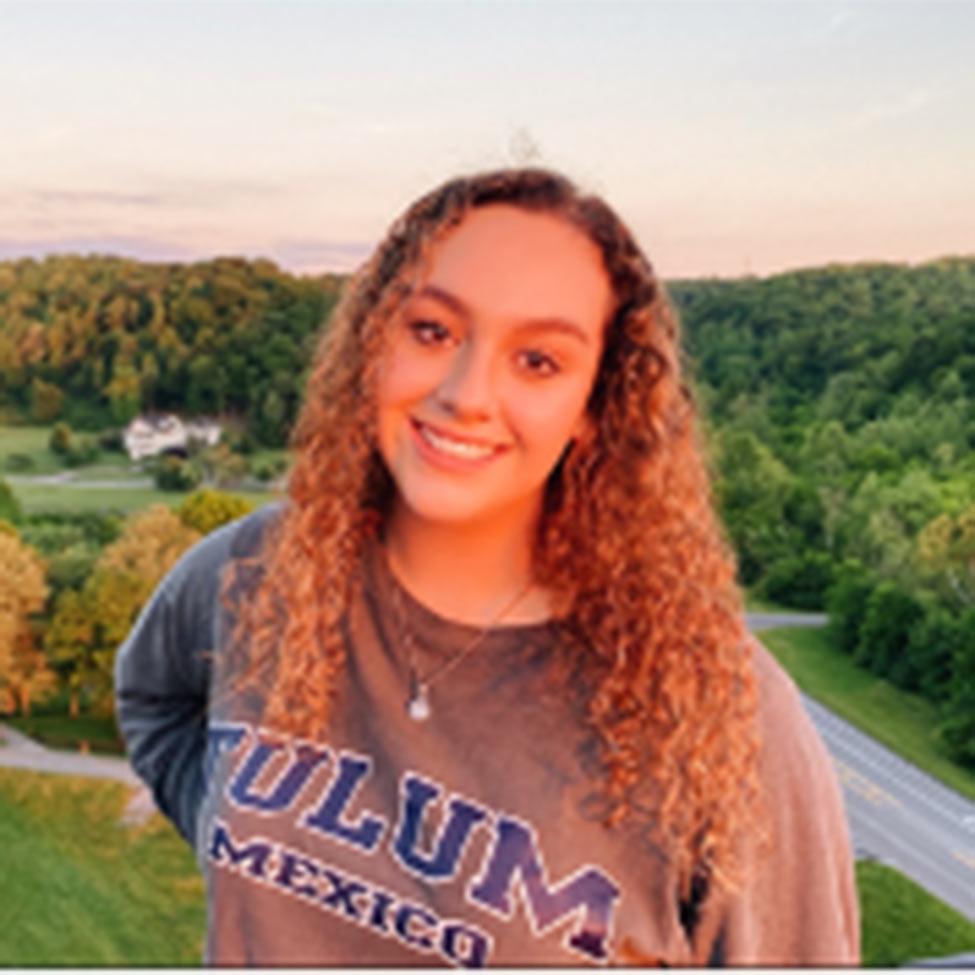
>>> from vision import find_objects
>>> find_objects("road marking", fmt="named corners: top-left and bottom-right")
top-left (835, 759), bottom-right (899, 808)
top-left (952, 850), bottom-right (975, 871)
top-left (813, 713), bottom-right (975, 828)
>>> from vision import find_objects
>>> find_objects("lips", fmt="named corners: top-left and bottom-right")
top-left (410, 418), bottom-right (508, 464)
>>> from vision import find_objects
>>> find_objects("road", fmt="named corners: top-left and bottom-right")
top-left (2, 611), bottom-right (972, 920)
top-left (749, 613), bottom-right (975, 922)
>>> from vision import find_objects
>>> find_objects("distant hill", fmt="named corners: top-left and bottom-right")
top-left (1, 252), bottom-right (973, 450)
top-left (0, 254), bottom-right (342, 445)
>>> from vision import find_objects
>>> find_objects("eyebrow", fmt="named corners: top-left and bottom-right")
top-left (415, 284), bottom-right (592, 345)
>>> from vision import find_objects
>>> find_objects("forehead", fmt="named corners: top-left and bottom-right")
top-left (415, 205), bottom-right (613, 332)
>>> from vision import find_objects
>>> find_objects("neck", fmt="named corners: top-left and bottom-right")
top-left (382, 498), bottom-right (552, 625)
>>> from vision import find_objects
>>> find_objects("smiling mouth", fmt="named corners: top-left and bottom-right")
top-left (411, 418), bottom-right (507, 461)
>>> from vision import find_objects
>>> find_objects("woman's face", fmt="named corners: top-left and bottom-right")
top-left (377, 204), bottom-right (612, 530)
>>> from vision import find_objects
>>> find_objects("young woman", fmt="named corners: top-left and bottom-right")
top-left (116, 168), bottom-right (858, 966)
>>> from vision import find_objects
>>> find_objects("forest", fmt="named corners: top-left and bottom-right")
top-left (0, 252), bottom-right (973, 769)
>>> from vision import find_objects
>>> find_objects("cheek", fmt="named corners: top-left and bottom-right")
top-left (508, 385), bottom-right (592, 455)
top-left (377, 346), bottom-right (441, 409)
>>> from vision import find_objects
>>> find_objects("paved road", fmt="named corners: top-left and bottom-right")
top-left (749, 613), bottom-right (975, 922)
top-left (804, 694), bottom-right (975, 921)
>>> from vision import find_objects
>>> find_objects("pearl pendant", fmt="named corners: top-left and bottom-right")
top-left (407, 684), bottom-right (431, 722)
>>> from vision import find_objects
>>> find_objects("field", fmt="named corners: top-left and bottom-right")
top-left (1, 423), bottom-right (278, 514)
top-left (857, 860), bottom-right (975, 964)
top-left (760, 626), bottom-right (975, 801)
top-left (0, 768), bottom-right (205, 965)
top-left (0, 424), bottom-right (64, 474)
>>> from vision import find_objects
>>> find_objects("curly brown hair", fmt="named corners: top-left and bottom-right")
top-left (228, 167), bottom-right (762, 895)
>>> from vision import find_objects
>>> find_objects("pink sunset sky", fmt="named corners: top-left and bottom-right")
top-left (3, 0), bottom-right (973, 280)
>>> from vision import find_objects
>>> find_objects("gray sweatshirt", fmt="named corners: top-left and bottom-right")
top-left (115, 505), bottom-right (859, 966)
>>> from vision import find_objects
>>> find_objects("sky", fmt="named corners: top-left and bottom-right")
top-left (2, 0), bottom-right (973, 279)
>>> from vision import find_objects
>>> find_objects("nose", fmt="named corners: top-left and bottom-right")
top-left (434, 341), bottom-right (494, 421)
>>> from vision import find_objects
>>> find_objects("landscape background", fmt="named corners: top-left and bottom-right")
top-left (1, 0), bottom-right (973, 964)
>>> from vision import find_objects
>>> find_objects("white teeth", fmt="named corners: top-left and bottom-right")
top-left (419, 424), bottom-right (497, 460)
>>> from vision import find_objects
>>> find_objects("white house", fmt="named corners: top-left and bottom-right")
top-left (123, 414), bottom-right (222, 461)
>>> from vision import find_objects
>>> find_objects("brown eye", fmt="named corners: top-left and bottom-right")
top-left (408, 319), bottom-right (452, 346)
top-left (516, 348), bottom-right (560, 377)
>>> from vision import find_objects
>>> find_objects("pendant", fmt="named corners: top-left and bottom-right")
top-left (407, 682), bottom-right (431, 722)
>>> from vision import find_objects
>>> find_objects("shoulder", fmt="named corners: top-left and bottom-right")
top-left (745, 633), bottom-right (852, 842)
top-left (749, 635), bottom-right (825, 768)
top-left (159, 501), bottom-right (285, 603)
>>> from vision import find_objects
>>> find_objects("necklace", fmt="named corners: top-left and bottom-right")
top-left (388, 566), bottom-right (535, 722)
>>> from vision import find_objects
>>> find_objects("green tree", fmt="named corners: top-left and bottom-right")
top-left (713, 429), bottom-right (798, 585)
top-left (855, 582), bottom-right (926, 685)
top-left (0, 478), bottom-right (22, 523)
top-left (826, 560), bottom-right (874, 654)
top-left (936, 609), bottom-right (975, 769)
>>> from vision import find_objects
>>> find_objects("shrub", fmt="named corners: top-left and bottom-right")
top-left (96, 428), bottom-right (125, 453)
top-left (825, 560), bottom-right (874, 654)
top-left (154, 456), bottom-right (201, 492)
top-left (63, 436), bottom-right (100, 468)
top-left (178, 489), bottom-right (254, 535)
top-left (0, 478), bottom-right (22, 523)
top-left (4, 453), bottom-right (35, 472)
top-left (49, 422), bottom-right (73, 456)
top-left (937, 609), bottom-right (975, 769)
top-left (756, 551), bottom-right (834, 610)
top-left (251, 456), bottom-right (289, 483)
top-left (905, 605), bottom-right (967, 704)
top-left (855, 582), bottom-right (926, 684)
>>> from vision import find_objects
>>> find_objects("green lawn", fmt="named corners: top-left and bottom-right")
top-left (7, 712), bottom-right (124, 755)
top-left (11, 480), bottom-right (276, 514)
top-left (760, 626), bottom-right (975, 801)
top-left (0, 768), bottom-right (205, 965)
top-left (0, 424), bottom-right (62, 474)
top-left (858, 860), bottom-right (975, 965)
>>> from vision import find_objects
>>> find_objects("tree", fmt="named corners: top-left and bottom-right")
top-left (29, 377), bottom-right (64, 422)
top-left (0, 533), bottom-right (54, 715)
top-left (154, 456), bottom-right (201, 491)
top-left (43, 586), bottom-right (107, 717)
top-left (825, 560), bottom-right (874, 654)
top-left (936, 609), bottom-right (975, 769)
top-left (916, 504), bottom-right (975, 610)
top-left (712, 429), bottom-right (799, 586)
top-left (70, 506), bottom-right (200, 713)
top-left (0, 478), bottom-right (21, 523)
top-left (905, 605), bottom-right (967, 704)
top-left (178, 488), bottom-right (254, 535)
top-left (855, 582), bottom-right (926, 685)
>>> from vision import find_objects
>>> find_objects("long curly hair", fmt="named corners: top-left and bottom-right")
top-left (228, 167), bottom-right (762, 895)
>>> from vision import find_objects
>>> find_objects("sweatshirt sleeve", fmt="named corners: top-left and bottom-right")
top-left (114, 507), bottom-right (276, 845)
top-left (694, 641), bottom-right (860, 965)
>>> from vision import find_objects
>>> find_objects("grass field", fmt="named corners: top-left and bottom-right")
top-left (0, 766), bottom-right (972, 964)
top-left (0, 768), bottom-right (205, 965)
top-left (760, 626), bottom-right (975, 801)
top-left (7, 712), bottom-right (124, 754)
top-left (0, 424), bottom-right (63, 474)
top-left (857, 860), bottom-right (975, 965)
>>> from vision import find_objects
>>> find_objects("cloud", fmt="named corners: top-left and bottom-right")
top-left (0, 233), bottom-right (374, 273)
top-left (0, 234), bottom-right (199, 263)
top-left (28, 189), bottom-right (168, 208)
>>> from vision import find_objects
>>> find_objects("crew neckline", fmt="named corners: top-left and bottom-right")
top-left (362, 536), bottom-right (556, 655)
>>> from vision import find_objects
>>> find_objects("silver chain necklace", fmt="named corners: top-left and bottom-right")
top-left (388, 568), bottom-right (535, 722)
